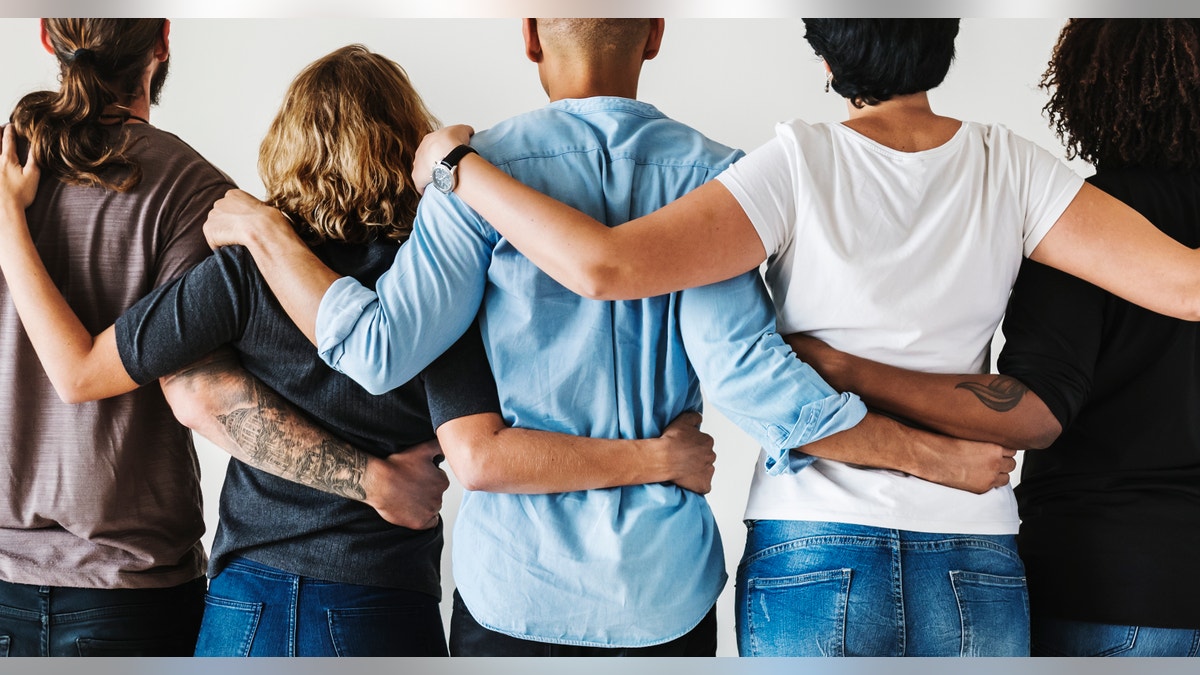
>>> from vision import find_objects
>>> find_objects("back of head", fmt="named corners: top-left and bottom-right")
top-left (803, 19), bottom-right (960, 108)
top-left (1042, 19), bottom-right (1200, 171)
top-left (9, 18), bottom-right (167, 191)
top-left (536, 18), bottom-right (654, 63)
top-left (258, 44), bottom-right (438, 245)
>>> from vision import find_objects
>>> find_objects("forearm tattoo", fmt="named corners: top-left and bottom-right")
top-left (955, 375), bottom-right (1029, 413)
top-left (216, 388), bottom-right (368, 500)
top-left (165, 352), bottom-right (367, 501)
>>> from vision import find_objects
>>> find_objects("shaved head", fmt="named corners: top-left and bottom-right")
top-left (535, 19), bottom-right (654, 61)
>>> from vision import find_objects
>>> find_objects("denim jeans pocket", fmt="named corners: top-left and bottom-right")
top-left (194, 594), bottom-right (263, 657)
top-left (741, 568), bottom-right (851, 657)
top-left (327, 604), bottom-right (446, 657)
top-left (950, 571), bottom-right (1030, 656)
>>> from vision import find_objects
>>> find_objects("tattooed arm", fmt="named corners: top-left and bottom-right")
top-left (786, 334), bottom-right (1062, 450)
top-left (159, 349), bottom-right (447, 530)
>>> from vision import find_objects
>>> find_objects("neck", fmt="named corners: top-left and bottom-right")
top-left (840, 91), bottom-right (961, 153)
top-left (101, 92), bottom-right (152, 124)
top-left (541, 58), bottom-right (642, 102)
top-left (844, 91), bottom-right (936, 122)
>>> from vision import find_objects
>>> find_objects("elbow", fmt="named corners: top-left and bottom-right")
top-left (159, 379), bottom-right (205, 430)
top-left (565, 260), bottom-right (623, 301)
top-left (1002, 418), bottom-right (1063, 451)
top-left (53, 385), bottom-right (91, 406)
top-left (442, 431), bottom-right (498, 493)
top-left (52, 374), bottom-right (103, 405)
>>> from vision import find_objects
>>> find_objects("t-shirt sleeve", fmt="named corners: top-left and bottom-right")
top-left (115, 246), bottom-right (255, 385)
top-left (420, 321), bottom-right (502, 429)
top-left (997, 258), bottom-right (1103, 429)
top-left (715, 130), bottom-right (798, 258)
top-left (1014, 133), bottom-right (1086, 256)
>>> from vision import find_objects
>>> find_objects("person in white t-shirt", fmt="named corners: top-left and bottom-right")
top-left (408, 19), bottom-right (1200, 656)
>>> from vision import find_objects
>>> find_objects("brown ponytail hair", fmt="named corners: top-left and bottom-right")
top-left (9, 19), bottom-right (167, 191)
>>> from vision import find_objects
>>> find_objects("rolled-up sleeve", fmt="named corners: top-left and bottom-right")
top-left (679, 269), bottom-right (867, 475)
top-left (315, 190), bottom-right (494, 395)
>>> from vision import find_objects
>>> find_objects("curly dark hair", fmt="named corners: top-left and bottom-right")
top-left (1042, 19), bottom-right (1200, 170)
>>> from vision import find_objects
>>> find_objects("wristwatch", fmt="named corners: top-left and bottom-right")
top-left (431, 144), bottom-right (478, 194)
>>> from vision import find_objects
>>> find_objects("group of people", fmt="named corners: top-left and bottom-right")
top-left (0, 16), bottom-right (1196, 658)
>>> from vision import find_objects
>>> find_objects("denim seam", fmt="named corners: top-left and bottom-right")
top-left (892, 534), bottom-right (905, 656)
top-left (741, 534), bottom-right (898, 566)
top-left (287, 575), bottom-right (300, 657)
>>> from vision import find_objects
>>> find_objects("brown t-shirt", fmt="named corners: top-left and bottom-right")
top-left (0, 124), bottom-right (232, 589)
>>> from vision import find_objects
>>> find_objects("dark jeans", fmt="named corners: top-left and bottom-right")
top-left (0, 576), bottom-right (205, 657)
top-left (450, 589), bottom-right (717, 656)
top-left (195, 556), bottom-right (447, 657)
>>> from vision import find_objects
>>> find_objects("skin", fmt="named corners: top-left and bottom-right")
top-left (0, 25), bottom-right (720, 533)
top-left (0, 126), bottom-right (717, 514)
top-left (406, 99), bottom-right (1200, 323)
top-left (197, 21), bottom-right (1016, 495)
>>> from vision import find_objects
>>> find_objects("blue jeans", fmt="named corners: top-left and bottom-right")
top-left (194, 557), bottom-right (447, 657)
top-left (736, 520), bottom-right (1029, 657)
top-left (1033, 617), bottom-right (1200, 656)
top-left (0, 576), bottom-right (205, 657)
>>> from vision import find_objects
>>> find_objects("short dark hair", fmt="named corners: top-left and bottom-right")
top-left (802, 19), bottom-right (960, 108)
top-left (1041, 19), bottom-right (1200, 171)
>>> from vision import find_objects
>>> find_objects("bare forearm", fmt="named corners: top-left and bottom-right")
top-left (0, 205), bottom-right (136, 401)
top-left (832, 356), bottom-right (1059, 449)
top-left (438, 411), bottom-right (713, 494)
top-left (235, 224), bottom-right (338, 346)
top-left (203, 190), bottom-right (339, 344)
top-left (801, 412), bottom-right (1016, 494)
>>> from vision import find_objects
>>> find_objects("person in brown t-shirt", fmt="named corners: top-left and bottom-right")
top-left (0, 18), bottom-right (235, 657)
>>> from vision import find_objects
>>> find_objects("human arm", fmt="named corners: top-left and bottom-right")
top-left (437, 411), bottom-right (715, 495)
top-left (676, 268), bottom-right (1015, 493)
top-left (200, 189), bottom-right (338, 344)
top-left (422, 320), bottom-right (717, 495)
top-left (799, 413), bottom-right (1017, 494)
top-left (786, 333), bottom-right (1062, 450)
top-left (159, 349), bottom-right (446, 529)
top-left (412, 125), bottom-right (767, 300)
top-left (1031, 176), bottom-right (1200, 322)
top-left (0, 125), bottom-right (138, 402)
top-left (205, 188), bottom-right (490, 395)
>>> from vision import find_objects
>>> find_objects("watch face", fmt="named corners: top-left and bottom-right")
top-left (432, 163), bottom-right (454, 194)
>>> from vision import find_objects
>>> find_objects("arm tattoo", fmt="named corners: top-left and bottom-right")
top-left (164, 350), bottom-right (367, 501)
top-left (955, 376), bottom-right (1029, 413)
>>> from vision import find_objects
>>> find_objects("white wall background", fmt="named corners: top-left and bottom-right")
top-left (0, 18), bottom-right (1089, 656)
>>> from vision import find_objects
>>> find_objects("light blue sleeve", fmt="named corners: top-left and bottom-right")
top-left (678, 270), bottom-right (867, 475)
top-left (316, 190), bottom-right (494, 395)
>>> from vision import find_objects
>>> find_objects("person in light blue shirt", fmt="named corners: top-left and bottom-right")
top-left (202, 19), bottom-right (1012, 655)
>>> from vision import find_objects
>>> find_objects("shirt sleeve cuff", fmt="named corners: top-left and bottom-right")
top-left (315, 276), bottom-right (379, 369)
top-left (762, 391), bottom-right (868, 476)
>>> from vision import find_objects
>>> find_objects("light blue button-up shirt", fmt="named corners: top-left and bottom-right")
top-left (316, 97), bottom-right (866, 647)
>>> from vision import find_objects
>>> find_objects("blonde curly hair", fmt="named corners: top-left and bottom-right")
top-left (258, 44), bottom-right (438, 244)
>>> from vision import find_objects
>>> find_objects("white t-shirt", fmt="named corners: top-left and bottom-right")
top-left (717, 119), bottom-right (1084, 534)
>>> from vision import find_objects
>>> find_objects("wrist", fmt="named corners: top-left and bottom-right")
top-left (359, 455), bottom-right (390, 507)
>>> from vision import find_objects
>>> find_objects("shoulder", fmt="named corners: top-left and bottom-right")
top-left (475, 99), bottom-right (742, 172)
top-left (124, 125), bottom-right (235, 190)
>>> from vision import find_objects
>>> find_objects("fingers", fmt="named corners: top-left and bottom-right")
top-left (2, 125), bottom-right (14, 164)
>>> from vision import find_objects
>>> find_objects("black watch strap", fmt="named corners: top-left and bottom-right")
top-left (441, 144), bottom-right (478, 169)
